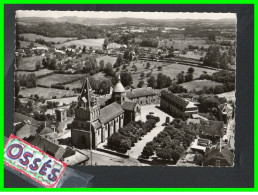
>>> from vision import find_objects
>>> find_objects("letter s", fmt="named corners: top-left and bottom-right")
top-left (19, 152), bottom-right (33, 166)
top-left (48, 168), bottom-right (60, 182)
top-left (29, 158), bottom-right (41, 171)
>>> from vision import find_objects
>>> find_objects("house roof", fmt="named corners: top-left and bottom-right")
top-left (126, 88), bottom-right (156, 99)
top-left (15, 123), bottom-right (38, 139)
top-left (161, 91), bottom-right (189, 108)
top-left (30, 135), bottom-right (66, 160)
top-left (204, 145), bottom-right (234, 166)
top-left (99, 102), bottom-right (124, 124)
top-left (122, 101), bottom-right (137, 111)
top-left (200, 120), bottom-right (224, 138)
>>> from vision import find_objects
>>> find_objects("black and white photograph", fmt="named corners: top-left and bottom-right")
top-left (14, 11), bottom-right (236, 167)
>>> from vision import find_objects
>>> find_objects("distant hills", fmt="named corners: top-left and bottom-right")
top-left (16, 16), bottom-right (237, 27)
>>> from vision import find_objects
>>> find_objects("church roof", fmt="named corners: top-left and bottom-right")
top-left (126, 88), bottom-right (156, 99)
top-left (100, 102), bottom-right (124, 124)
top-left (122, 101), bottom-right (137, 111)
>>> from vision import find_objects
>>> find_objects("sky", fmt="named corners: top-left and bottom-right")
top-left (16, 11), bottom-right (236, 20)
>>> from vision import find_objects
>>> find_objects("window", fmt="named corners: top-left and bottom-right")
top-left (216, 160), bottom-right (221, 167)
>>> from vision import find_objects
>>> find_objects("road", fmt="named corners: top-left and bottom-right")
top-left (127, 105), bottom-right (173, 159)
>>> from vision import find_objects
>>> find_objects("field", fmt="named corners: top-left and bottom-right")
top-left (217, 91), bottom-right (236, 102)
top-left (55, 38), bottom-right (121, 50)
top-left (20, 33), bottom-right (77, 44)
top-left (20, 41), bottom-right (46, 49)
top-left (19, 87), bottom-right (76, 99)
top-left (119, 60), bottom-right (216, 88)
top-left (180, 80), bottom-right (222, 92)
top-left (178, 51), bottom-right (206, 60)
top-left (96, 55), bottom-right (117, 65)
top-left (17, 56), bottom-right (45, 71)
top-left (172, 39), bottom-right (210, 50)
top-left (16, 69), bottom-right (54, 77)
top-left (37, 73), bottom-right (84, 87)
top-left (63, 80), bottom-right (83, 89)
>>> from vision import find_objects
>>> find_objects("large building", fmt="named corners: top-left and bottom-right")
top-left (160, 90), bottom-right (198, 118)
top-left (71, 75), bottom-right (141, 149)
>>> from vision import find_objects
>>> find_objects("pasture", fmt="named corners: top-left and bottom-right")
top-left (17, 56), bottom-right (45, 71)
top-left (37, 73), bottom-right (84, 87)
top-left (180, 80), bottom-right (222, 92)
top-left (172, 39), bottom-right (209, 50)
top-left (19, 87), bottom-right (76, 100)
top-left (16, 69), bottom-right (54, 77)
top-left (20, 33), bottom-right (77, 44)
top-left (20, 41), bottom-right (46, 49)
top-left (217, 91), bottom-right (235, 102)
top-left (96, 55), bottom-right (117, 65)
top-left (55, 38), bottom-right (121, 50)
top-left (117, 60), bottom-right (217, 88)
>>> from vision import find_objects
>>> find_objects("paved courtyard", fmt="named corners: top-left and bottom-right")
top-left (127, 105), bottom-right (173, 159)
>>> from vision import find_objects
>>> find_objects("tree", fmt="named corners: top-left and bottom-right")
top-left (156, 148), bottom-right (172, 160)
top-left (184, 73), bottom-right (193, 82)
top-left (220, 52), bottom-right (229, 69)
top-left (140, 72), bottom-right (145, 79)
top-left (188, 67), bottom-right (195, 74)
top-left (203, 45), bottom-right (221, 68)
top-left (137, 81), bottom-right (144, 88)
top-left (99, 60), bottom-right (105, 71)
top-left (104, 62), bottom-right (114, 76)
top-left (168, 84), bottom-right (188, 93)
top-left (147, 75), bottom-right (157, 89)
top-left (132, 65), bottom-right (137, 72)
top-left (156, 73), bottom-right (172, 89)
top-left (146, 62), bottom-right (151, 69)
top-left (194, 152), bottom-right (204, 165)
top-left (176, 72), bottom-right (185, 84)
top-left (116, 54), bottom-right (123, 66)
top-left (103, 39), bottom-right (109, 50)
top-left (120, 72), bottom-right (133, 87)
top-left (168, 46), bottom-right (174, 57)
top-left (49, 58), bottom-right (57, 70)
top-left (82, 45), bottom-right (87, 53)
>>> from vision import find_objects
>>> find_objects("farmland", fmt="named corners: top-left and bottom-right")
top-left (172, 39), bottom-right (210, 50)
top-left (116, 60), bottom-right (216, 88)
top-left (16, 69), bottom-right (54, 77)
top-left (180, 80), bottom-right (222, 92)
top-left (19, 87), bottom-right (76, 99)
top-left (20, 33), bottom-right (77, 44)
top-left (55, 38), bottom-right (121, 49)
top-left (17, 55), bottom-right (46, 71)
top-left (20, 41), bottom-right (46, 48)
top-left (37, 73), bottom-right (84, 87)
top-left (96, 55), bottom-right (117, 65)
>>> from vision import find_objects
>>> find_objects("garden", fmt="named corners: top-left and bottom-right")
top-left (140, 118), bottom-right (202, 164)
top-left (107, 115), bottom-right (160, 153)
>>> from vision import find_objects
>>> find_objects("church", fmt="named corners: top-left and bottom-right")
top-left (71, 75), bottom-right (141, 149)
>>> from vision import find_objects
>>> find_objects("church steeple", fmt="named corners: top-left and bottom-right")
top-left (78, 77), bottom-right (97, 108)
top-left (112, 74), bottom-right (126, 104)
top-left (75, 77), bottom-right (100, 122)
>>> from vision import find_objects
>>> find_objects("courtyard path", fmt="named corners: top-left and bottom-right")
top-left (127, 105), bottom-right (173, 159)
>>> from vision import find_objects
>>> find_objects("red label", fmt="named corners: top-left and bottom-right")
top-left (4, 134), bottom-right (67, 188)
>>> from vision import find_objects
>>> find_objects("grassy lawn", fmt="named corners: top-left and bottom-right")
top-left (180, 80), bottom-right (223, 92)
top-left (37, 73), bottom-right (84, 87)
top-left (20, 33), bottom-right (77, 44)
top-left (16, 69), bottom-right (54, 77)
top-left (17, 56), bottom-right (45, 71)
top-left (63, 79), bottom-right (83, 89)
top-left (19, 87), bottom-right (76, 99)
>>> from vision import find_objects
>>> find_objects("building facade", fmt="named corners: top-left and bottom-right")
top-left (160, 90), bottom-right (198, 118)
top-left (126, 88), bottom-right (159, 105)
top-left (71, 76), bottom-right (140, 149)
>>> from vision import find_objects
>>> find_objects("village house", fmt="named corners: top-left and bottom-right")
top-left (160, 90), bottom-right (198, 119)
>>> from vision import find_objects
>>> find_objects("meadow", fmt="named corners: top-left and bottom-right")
top-left (20, 33), bottom-right (77, 44)
top-left (19, 87), bottom-right (76, 99)
top-left (16, 69), bottom-right (54, 77)
top-left (180, 80), bottom-right (223, 92)
top-left (17, 56), bottom-right (45, 71)
top-left (37, 73), bottom-right (84, 87)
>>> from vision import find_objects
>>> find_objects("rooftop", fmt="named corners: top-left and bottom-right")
top-left (126, 88), bottom-right (156, 99)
